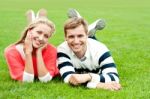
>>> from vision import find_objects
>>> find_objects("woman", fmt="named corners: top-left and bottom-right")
top-left (4, 16), bottom-right (59, 82)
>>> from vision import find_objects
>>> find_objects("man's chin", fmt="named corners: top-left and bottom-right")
top-left (72, 49), bottom-right (81, 53)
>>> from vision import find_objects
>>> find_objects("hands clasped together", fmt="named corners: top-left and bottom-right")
top-left (69, 74), bottom-right (121, 91)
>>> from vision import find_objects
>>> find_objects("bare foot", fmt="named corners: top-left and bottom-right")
top-left (26, 9), bottom-right (35, 23)
top-left (36, 8), bottom-right (47, 18)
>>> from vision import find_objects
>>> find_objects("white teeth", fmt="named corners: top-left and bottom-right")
top-left (73, 45), bottom-right (80, 49)
top-left (34, 40), bottom-right (41, 46)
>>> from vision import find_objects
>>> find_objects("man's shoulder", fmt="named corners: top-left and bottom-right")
top-left (57, 41), bottom-right (70, 53)
top-left (87, 38), bottom-right (107, 49)
top-left (57, 41), bottom-right (72, 59)
top-left (57, 41), bottom-right (67, 49)
top-left (57, 41), bottom-right (67, 47)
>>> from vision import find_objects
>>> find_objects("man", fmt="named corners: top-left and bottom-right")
top-left (57, 10), bottom-right (121, 91)
top-left (67, 8), bottom-right (106, 39)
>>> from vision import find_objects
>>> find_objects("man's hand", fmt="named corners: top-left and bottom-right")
top-left (69, 74), bottom-right (91, 85)
top-left (96, 81), bottom-right (121, 91)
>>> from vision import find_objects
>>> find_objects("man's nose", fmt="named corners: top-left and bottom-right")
top-left (74, 37), bottom-right (79, 43)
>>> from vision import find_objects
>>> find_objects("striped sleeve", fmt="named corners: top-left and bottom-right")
top-left (98, 51), bottom-right (120, 83)
top-left (57, 52), bottom-right (75, 83)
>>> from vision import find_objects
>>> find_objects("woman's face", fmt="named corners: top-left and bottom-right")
top-left (28, 23), bottom-right (52, 48)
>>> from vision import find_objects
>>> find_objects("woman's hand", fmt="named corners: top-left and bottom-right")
top-left (36, 43), bottom-right (49, 77)
top-left (37, 43), bottom-right (48, 53)
top-left (24, 32), bottom-right (33, 54)
top-left (23, 32), bottom-right (34, 76)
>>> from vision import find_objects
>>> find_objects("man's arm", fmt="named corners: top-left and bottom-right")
top-left (98, 51), bottom-right (119, 83)
top-left (57, 52), bottom-right (75, 83)
top-left (4, 46), bottom-right (34, 82)
top-left (87, 51), bottom-right (121, 90)
top-left (69, 74), bottom-right (91, 85)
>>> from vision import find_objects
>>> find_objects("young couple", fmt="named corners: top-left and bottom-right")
top-left (4, 8), bottom-right (121, 91)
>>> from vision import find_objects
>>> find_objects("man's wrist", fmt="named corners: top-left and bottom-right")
top-left (88, 73), bottom-right (92, 81)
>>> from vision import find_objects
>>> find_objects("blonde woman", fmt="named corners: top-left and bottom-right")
top-left (4, 10), bottom-right (59, 83)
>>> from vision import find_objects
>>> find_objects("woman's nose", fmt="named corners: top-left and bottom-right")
top-left (39, 35), bottom-right (44, 40)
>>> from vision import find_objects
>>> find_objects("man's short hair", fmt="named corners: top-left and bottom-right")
top-left (64, 17), bottom-right (88, 36)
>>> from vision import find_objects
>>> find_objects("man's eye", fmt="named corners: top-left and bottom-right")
top-left (78, 35), bottom-right (84, 38)
top-left (68, 36), bottom-right (74, 39)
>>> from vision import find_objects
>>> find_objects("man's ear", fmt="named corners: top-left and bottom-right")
top-left (65, 37), bottom-right (67, 41)
top-left (86, 35), bottom-right (88, 38)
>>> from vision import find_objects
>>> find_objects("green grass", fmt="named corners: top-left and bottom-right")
top-left (0, 0), bottom-right (150, 98)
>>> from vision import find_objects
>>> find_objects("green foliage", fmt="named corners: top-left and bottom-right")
top-left (0, 0), bottom-right (150, 98)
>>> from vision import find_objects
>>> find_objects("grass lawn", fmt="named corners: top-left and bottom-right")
top-left (0, 0), bottom-right (150, 98)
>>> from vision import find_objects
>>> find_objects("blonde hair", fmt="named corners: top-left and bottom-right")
top-left (64, 17), bottom-right (88, 36)
top-left (16, 17), bottom-right (55, 44)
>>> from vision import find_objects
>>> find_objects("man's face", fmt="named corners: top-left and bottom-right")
top-left (65, 25), bottom-right (88, 57)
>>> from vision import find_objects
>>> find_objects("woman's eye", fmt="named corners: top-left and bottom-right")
top-left (37, 31), bottom-right (42, 34)
top-left (44, 35), bottom-right (49, 38)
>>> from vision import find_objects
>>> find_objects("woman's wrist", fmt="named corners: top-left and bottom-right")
top-left (36, 49), bottom-right (42, 55)
top-left (25, 50), bottom-right (32, 54)
top-left (24, 47), bottom-right (32, 54)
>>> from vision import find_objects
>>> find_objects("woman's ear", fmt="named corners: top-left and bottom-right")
top-left (27, 29), bottom-right (31, 33)
top-left (27, 29), bottom-right (32, 34)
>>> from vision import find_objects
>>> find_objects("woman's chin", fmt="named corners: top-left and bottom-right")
top-left (33, 44), bottom-right (40, 49)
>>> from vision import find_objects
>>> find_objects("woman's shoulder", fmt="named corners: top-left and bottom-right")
top-left (4, 44), bottom-right (16, 53)
top-left (4, 44), bottom-right (20, 57)
top-left (42, 44), bottom-right (57, 57)
top-left (47, 44), bottom-right (56, 50)
top-left (44, 44), bottom-right (57, 53)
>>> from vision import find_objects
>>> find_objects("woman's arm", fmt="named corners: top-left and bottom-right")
top-left (23, 33), bottom-right (34, 82)
top-left (4, 45), bottom-right (34, 82)
top-left (36, 44), bottom-right (52, 82)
